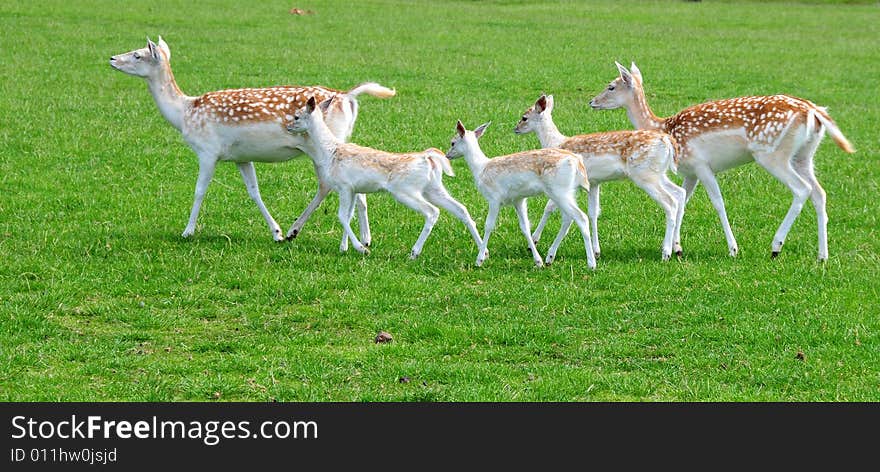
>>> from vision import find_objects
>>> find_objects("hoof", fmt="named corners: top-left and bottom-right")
top-left (771, 251), bottom-right (780, 259)
top-left (675, 250), bottom-right (683, 257)
top-left (286, 229), bottom-right (299, 241)
top-left (594, 252), bottom-right (601, 260)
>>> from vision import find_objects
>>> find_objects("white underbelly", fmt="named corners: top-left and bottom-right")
top-left (681, 130), bottom-right (754, 174)
top-left (491, 174), bottom-right (545, 204)
top-left (198, 122), bottom-right (306, 162)
top-left (584, 154), bottom-right (626, 183)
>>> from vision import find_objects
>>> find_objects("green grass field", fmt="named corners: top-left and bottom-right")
top-left (1, 0), bottom-right (878, 401)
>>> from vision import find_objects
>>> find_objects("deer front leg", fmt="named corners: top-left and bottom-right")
top-left (182, 158), bottom-right (217, 238)
top-left (286, 180), bottom-right (331, 240)
top-left (237, 162), bottom-right (284, 241)
top-left (696, 166), bottom-right (738, 257)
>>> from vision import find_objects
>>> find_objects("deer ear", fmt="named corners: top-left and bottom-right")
top-left (474, 122), bottom-right (491, 139)
top-left (306, 96), bottom-right (317, 112)
top-left (318, 97), bottom-right (333, 114)
top-left (616, 61), bottom-right (633, 87)
top-left (157, 36), bottom-right (171, 61)
top-left (147, 38), bottom-right (160, 61)
top-left (456, 120), bottom-right (466, 137)
top-left (630, 62), bottom-right (642, 83)
top-left (535, 94), bottom-right (547, 113)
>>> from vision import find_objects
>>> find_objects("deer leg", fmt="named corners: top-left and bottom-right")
top-left (587, 183), bottom-right (601, 259)
top-left (392, 192), bottom-right (440, 259)
top-left (236, 162), bottom-right (284, 242)
top-left (551, 194), bottom-right (596, 270)
top-left (514, 198), bottom-right (543, 267)
top-left (632, 175), bottom-right (679, 261)
top-left (355, 193), bottom-right (371, 247)
top-left (673, 175), bottom-right (697, 256)
top-left (182, 157), bottom-right (217, 238)
top-left (336, 189), bottom-right (368, 254)
top-left (545, 214), bottom-right (573, 265)
top-left (286, 180), bottom-right (331, 240)
top-left (695, 166), bottom-right (738, 257)
top-left (531, 199), bottom-right (556, 244)
top-left (425, 185), bottom-right (482, 248)
top-left (476, 204), bottom-right (501, 267)
top-left (755, 152), bottom-right (813, 260)
top-left (792, 133), bottom-right (827, 260)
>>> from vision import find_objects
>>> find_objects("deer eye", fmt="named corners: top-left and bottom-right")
top-left (521, 116), bottom-right (527, 122)
top-left (608, 85), bottom-right (615, 91)
top-left (133, 52), bottom-right (141, 60)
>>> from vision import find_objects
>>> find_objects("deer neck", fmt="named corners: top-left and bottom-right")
top-left (462, 141), bottom-right (490, 183)
top-left (300, 115), bottom-right (342, 171)
top-left (145, 62), bottom-right (189, 131)
top-left (535, 115), bottom-right (567, 148)
top-left (627, 85), bottom-right (665, 131)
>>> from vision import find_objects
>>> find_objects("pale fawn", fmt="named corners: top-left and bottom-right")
top-left (446, 121), bottom-right (596, 269)
top-left (515, 94), bottom-right (684, 260)
top-left (286, 97), bottom-right (482, 259)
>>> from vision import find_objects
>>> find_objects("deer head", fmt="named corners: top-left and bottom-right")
top-left (110, 36), bottom-right (171, 78)
top-left (445, 121), bottom-right (490, 159)
top-left (589, 62), bottom-right (641, 110)
top-left (514, 94), bottom-right (554, 135)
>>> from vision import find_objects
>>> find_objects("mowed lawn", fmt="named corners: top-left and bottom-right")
top-left (1, 0), bottom-right (878, 401)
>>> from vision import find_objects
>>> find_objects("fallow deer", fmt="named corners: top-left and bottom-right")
top-left (287, 97), bottom-right (482, 258)
top-left (109, 37), bottom-right (395, 242)
top-left (590, 62), bottom-right (854, 260)
top-left (446, 121), bottom-right (596, 269)
top-left (515, 94), bottom-right (684, 260)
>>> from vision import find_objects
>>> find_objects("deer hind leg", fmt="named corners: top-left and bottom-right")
top-left (549, 190), bottom-right (596, 269)
top-left (355, 193), bottom-right (371, 247)
top-left (791, 132), bottom-right (827, 260)
top-left (336, 190), bottom-right (368, 254)
top-left (545, 214), bottom-right (573, 265)
top-left (424, 184), bottom-right (482, 248)
top-left (587, 184), bottom-right (601, 259)
top-left (673, 176), bottom-right (699, 256)
top-left (632, 174), bottom-right (680, 261)
top-left (182, 157), bottom-right (218, 238)
top-left (531, 199), bottom-right (556, 244)
top-left (391, 191), bottom-right (440, 260)
top-left (694, 165), bottom-right (738, 257)
top-left (513, 198), bottom-right (543, 267)
top-left (236, 162), bottom-right (284, 242)
top-left (755, 141), bottom-right (817, 260)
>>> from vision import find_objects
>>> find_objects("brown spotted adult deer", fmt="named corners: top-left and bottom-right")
top-left (515, 94), bottom-right (684, 260)
top-left (590, 62), bottom-right (854, 261)
top-left (109, 37), bottom-right (395, 242)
